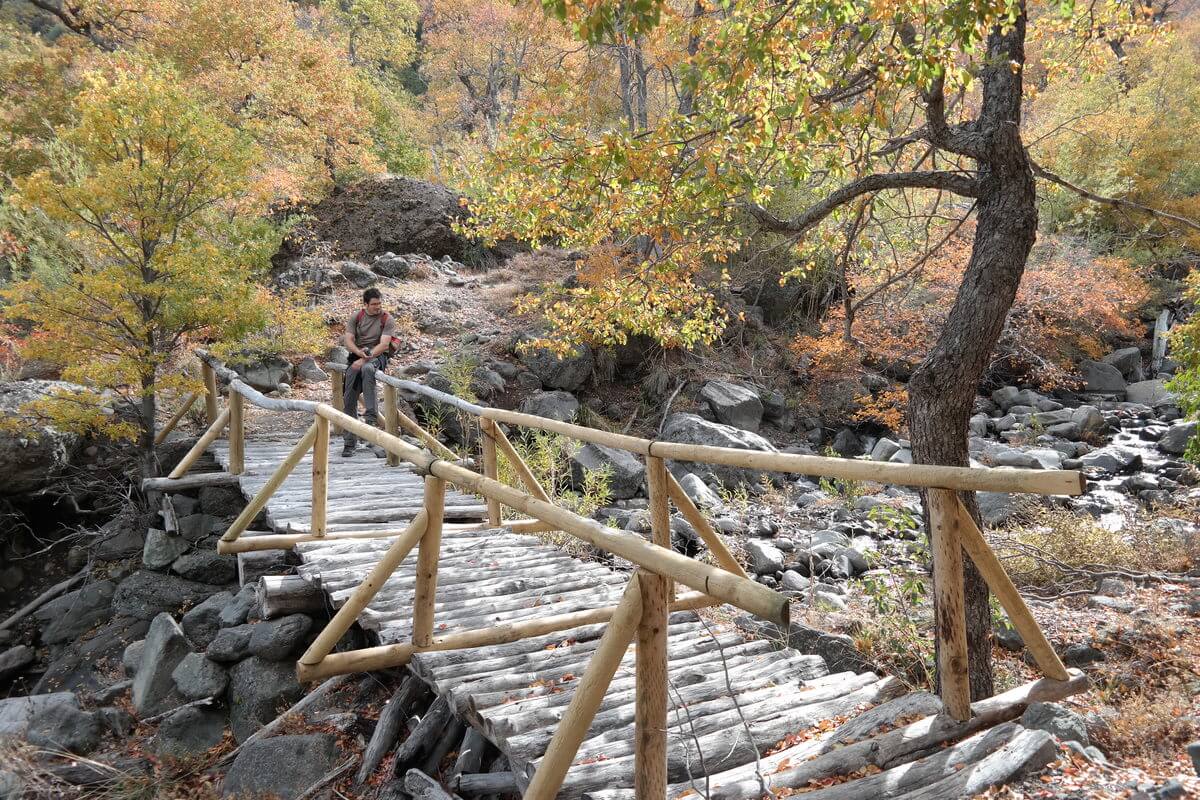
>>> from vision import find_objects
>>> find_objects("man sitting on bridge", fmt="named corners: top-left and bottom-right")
top-left (342, 288), bottom-right (397, 457)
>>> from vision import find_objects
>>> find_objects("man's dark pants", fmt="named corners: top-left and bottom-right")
top-left (342, 353), bottom-right (390, 446)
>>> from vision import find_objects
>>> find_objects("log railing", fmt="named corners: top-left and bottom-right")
top-left (154, 352), bottom-right (1085, 796)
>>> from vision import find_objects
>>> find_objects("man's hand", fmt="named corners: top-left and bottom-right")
top-left (351, 357), bottom-right (366, 370)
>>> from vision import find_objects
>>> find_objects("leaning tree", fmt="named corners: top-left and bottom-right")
top-left (467, 0), bottom-right (1196, 695)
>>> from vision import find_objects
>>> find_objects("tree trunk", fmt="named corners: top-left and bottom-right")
top-left (140, 372), bottom-right (158, 480)
top-left (907, 6), bottom-right (1036, 701)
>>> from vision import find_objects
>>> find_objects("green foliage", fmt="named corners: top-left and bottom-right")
top-left (854, 565), bottom-right (934, 690)
top-left (1, 59), bottom-right (281, 451)
top-left (494, 429), bottom-right (612, 520)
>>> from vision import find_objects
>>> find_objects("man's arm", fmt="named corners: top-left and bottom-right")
top-left (344, 328), bottom-right (369, 364)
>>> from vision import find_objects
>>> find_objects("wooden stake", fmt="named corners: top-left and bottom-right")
top-left (228, 391), bottom-right (245, 475)
top-left (154, 392), bottom-right (199, 445)
top-left (489, 421), bottom-right (552, 502)
top-left (331, 369), bottom-right (344, 435)
top-left (413, 475), bottom-right (446, 647)
top-left (524, 575), bottom-right (643, 800)
top-left (635, 567), bottom-right (670, 798)
top-left (480, 419), bottom-right (502, 526)
top-left (220, 421), bottom-right (318, 543)
top-left (951, 497), bottom-right (1070, 681)
top-left (168, 406), bottom-right (230, 479)
top-left (297, 510), bottom-right (429, 667)
top-left (665, 472), bottom-right (747, 578)
top-left (384, 384), bottom-right (401, 467)
top-left (202, 362), bottom-right (219, 424)
top-left (646, 456), bottom-right (675, 603)
top-left (311, 416), bottom-right (329, 538)
top-left (929, 488), bottom-right (972, 721)
top-left (297, 590), bottom-right (716, 682)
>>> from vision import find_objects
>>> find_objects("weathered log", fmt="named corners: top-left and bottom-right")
top-left (453, 772), bottom-right (519, 796)
top-left (356, 676), bottom-right (427, 785)
top-left (450, 727), bottom-right (489, 779)
top-left (405, 768), bottom-right (462, 800)
top-left (392, 694), bottom-right (454, 773)
top-left (420, 716), bottom-right (466, 776)
top-left (237, 550), bottom-right (292, 587)
top-left (141, 472), bottom-right (240, 492)
top-left (258, 575), bottom-right (326, 618)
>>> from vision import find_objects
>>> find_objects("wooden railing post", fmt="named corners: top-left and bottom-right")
top-left (413, 475), bottom-right (446, 647)
top-left (383, 384), bottom-right (400, 467)
top-left (950, 497), bottom-right (1070, 681)
top-left (154, 392), bottom-right (199, 446)
top-left (646, 456), bottom-right (675, 603)
top-left (312, 416), bottom-right (329, 538)
top-left (480, 419), bottom-right (502, 527)
top-left (228, 391), bottom-right (245, 475)
top-left (331, 369), bottom-right (344, 436)
top-left (634, 566), bottom-right (669, 798)
top-left (202, 361), bottom-right (219, 424)
top-left (525, 575), bottom-right (642, 800)
top-left (929, 487), bottom-right (972, 721)
top-left (221, 422), bottom-right (319, 544)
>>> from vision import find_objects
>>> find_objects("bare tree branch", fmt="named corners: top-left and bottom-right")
top-left (1030, 159), bottom-right (1200, 234)
top-left (746, 170), bottom-right (980, 235)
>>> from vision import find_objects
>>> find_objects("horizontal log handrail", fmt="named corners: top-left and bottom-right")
top-left (324, 361), bottom-right (1085, 497)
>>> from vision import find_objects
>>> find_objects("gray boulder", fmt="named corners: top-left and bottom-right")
top-left (518, 341), bottom-right (594, 391)
top-left (248, 614), bottom-right (313, 662)
top-left (977, 492), bottom-right (1021, 527)
top-left (231, 355), bottom-right (294, 392)
top-left (677, 472), bottom-right (722, 509)
top-left (172, 653), bottom-right (229, 700)
top-left (206, 624), bottom-right (254, 663)
top-left (177, 514), bottom-right (217, 543)
top-left (1103, 347), bottom-right (1143, 379)
top-left (1080, 360), bottom-right (1126, 393)
top-left (113, 571), bottom-right (221, 620)
top-left (0, 646), bottom-right (34, 683)
top-left (143, 529), bottom-right (191, 571)
top-left (122, 640), bottom-right (145, 677)
top-left (519, 391), bottom-right (580, 422)
top-left (181, 591), bottom-right (234, 649)
top-left (744, 540), bottom-right (784, 576)
top-left (1079, 445), bottom-right (1141, 474)
top-left (1126, 379), bottom-right (1175, 407)
top-left (0, 693), bottom-right (78, 739)
top-left (35, 580), bottom-right (116, 645)
top-left (1159, 421), bottom-right (1197, 456)
top-left (660, 413), bottom-right (778, 490)
top-left (172, 552), bottom-right (237, 585)
top-left (1021, 701), bottom-right (1089, 747)
top-left (221, 734), bottom-right (339, 798)
top-left (227, 658), bottom-right (304, 742)
top-left (155, 705), bottom-right (227, 759)
top-left (132, 613), bottom-right (191, 716)
top-left (0, 380), bottom-right (84, 496)
top-left (199, 485), bottom-right (243, 516)
top-left (218, 586), bottom-right (257, 628)
top-left (295, 356), bottom-right (328, 384)
top-left (699, 381), bottom-right (764, 432)
top-left (570, 444), bottom-right (646, 500)
top-left (831, 428), bottom-right (865, 457)
top-left (1072, 405), bottom-right (1106, 437)
top-left (869, 438), bottom-right (901, 462)
top-left (25, 703), bottom-right (104, 755)
top-left (337, 260), bottom-right (377, 288)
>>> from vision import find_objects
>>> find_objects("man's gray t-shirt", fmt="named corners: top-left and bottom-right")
top-left (349, 311), bottom-right (397, 352)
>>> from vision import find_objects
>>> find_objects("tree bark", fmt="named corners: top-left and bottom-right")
top-left (140, 372), bottom-right (158, 480)
top-left (907, 4), bottom-right (1037, 700)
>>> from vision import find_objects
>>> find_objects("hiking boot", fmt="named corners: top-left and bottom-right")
top-left (341, 441), bottom-right (356, 458)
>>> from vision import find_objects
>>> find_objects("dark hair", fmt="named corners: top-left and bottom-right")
top-left (363, 288), bottom-right (382, 304)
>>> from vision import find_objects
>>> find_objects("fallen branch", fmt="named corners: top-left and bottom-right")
top-left (216, 674), bottom-right (350, 766)
top-left (0, 569), bottom-right (88, 631)
top-left (297, 756), bottom-right (357, 800)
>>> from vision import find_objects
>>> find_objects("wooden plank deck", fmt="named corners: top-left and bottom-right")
top-left (207, 435), bottom-right (1087, 799)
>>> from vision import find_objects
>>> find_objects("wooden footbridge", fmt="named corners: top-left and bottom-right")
top-left (146, 352), bottom-right (1091, 799)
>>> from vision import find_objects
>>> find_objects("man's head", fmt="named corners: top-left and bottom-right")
top-left (362, 288), bottom-right (383, 316)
